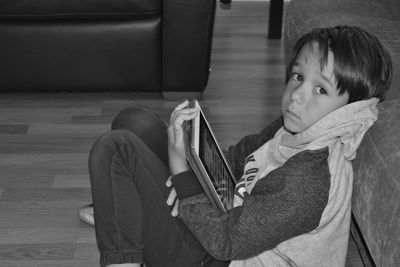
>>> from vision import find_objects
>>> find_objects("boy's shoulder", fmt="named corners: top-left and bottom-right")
top-left (286, 147), bottom-right (329, 174)
top-left (252, 147), bottom-right (330, 195)
top-left (289, 147), bottom-right (329, 161)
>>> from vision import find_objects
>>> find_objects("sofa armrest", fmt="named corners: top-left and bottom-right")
top-left (352, 99), bottom-right (400, 267)
top-left (163, 0), bottom-right (216, 95)
top-left (284, 1), bottom-right (400, 266)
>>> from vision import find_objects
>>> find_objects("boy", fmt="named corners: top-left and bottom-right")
top-left (88, 25), bottom-right (392, 266)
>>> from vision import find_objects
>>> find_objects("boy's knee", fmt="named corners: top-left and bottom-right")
top-left (90, 130), bottom-right (141, 162)
top-left (88, 130), bottom-right (142, 189)
top-left (111, 106), bottom-right (148, 128)
top-left (111, 105), bottom-right (165, 132)
top-left (89, 130), bottom-right (144, 181)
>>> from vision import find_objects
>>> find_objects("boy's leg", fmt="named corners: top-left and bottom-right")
top-left (111, 106), bottom-right (169, 166)
top-left (79, 106), bottom-right (168, 226)
top-left (89, 129), bottom-right (207, 266)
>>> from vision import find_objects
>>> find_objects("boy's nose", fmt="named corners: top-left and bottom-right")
top-left (290, 86), bottom-right (305, 104)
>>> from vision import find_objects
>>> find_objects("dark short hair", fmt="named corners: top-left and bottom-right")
top-left (287, 26), bottom-right (392, 103)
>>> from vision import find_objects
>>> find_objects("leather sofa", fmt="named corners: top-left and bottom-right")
top-left (284, 0), bottom-right (400, 266)
top-left (0, 0), bottom-right (216, 98)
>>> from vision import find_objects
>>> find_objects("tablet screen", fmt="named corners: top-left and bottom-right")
top-left (198, 114), bottom-right (235, 210)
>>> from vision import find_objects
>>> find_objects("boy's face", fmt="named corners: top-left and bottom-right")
top-left (281, 42), bottom-right (349, 134)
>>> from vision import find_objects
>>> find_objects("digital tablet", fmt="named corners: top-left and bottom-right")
top-left (184, 100), bottom-right (236, 213)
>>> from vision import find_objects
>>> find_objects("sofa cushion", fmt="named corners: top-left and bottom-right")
top-left (284, 0), bottom-right (400, 101)
top-left (0, 18), bottom-right (162, 92)
top-left (0, 0), bottom-right (161, 20)
top-left (352, 99), bottom-right (400, 267)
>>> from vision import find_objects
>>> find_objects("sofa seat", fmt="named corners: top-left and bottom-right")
top-left (0, 0), bottom-right (160, 19)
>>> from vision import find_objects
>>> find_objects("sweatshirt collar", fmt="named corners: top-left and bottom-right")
top-left (279, 98), bottom-right (379, 160)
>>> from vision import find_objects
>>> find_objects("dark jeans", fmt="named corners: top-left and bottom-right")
top-left (89, 106), bottom-right (230, 267)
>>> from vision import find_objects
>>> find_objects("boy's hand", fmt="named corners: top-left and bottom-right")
top-left (167, 100), bottom-right (199, 175)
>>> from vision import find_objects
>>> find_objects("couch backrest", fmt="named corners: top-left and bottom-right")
top-left (0, 0), bottom-right (161, 19)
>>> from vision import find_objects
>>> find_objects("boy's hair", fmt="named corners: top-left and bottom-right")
top-left (287, 26), bottom-right (392, 103)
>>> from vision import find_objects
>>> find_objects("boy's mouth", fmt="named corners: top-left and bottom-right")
top-left (286, 108), bottom-right (301, 121)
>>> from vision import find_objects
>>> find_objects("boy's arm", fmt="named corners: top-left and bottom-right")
top-left (223, 117), bottom-right (283, 181)
top-left (172, 147), bottom-right (330, 260)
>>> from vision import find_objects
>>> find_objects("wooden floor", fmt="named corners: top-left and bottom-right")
top-left (0, 2), bottom-right (363, 266)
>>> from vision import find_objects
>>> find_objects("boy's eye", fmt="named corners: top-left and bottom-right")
top-left (316, 86), bottom-right (328, 95)
top-left (291, 73), bottom-right (302, 82)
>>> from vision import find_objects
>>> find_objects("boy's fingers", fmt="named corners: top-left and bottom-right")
top-left (165, 176), bottom-right (172, 187)
top-left (173, 111), bottom-right (199, 129)
top-left (170, 108), bottom-right (198, 126)
top-left (175, 107), bottom-right (199, 115)
top-left (170, 100), bottom-right (189, 121)
top-left (171, 199), bottom-right (179, 217)
top-left (166, 187), bottom-right (177, 206)
top-left (174, 99), bottom-right (189, 111)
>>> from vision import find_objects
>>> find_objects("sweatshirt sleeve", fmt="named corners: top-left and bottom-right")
top-left (171, 170), bottom-right (203, 198)
top-left (175, 147), bottom-right (331, 261)
top-left (223, 117), bottom-right (283, 181)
